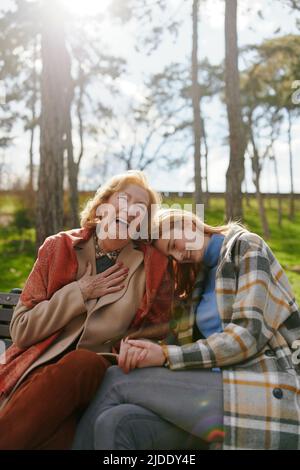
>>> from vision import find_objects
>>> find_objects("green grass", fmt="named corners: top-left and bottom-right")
top-left (0, 192), bottom-right (23, 214)
top-left (0, 193), bottom-right (299, 303)
top-left (163, 196), bottom-right (300, 302)
top-left (0, 225), bottom-right (36, 291)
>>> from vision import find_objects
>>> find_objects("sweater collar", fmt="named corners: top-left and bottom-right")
top-left (203, 234), bottom-right (225, 268)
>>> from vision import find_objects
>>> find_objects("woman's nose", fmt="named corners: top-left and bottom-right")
top-left (119, 207), bottom-right (136, 224)
top-left (128, 205), bottom-right (147, 223)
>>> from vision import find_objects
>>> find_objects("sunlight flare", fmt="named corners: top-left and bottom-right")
top-left (61, 0), bottom-right (111, 17)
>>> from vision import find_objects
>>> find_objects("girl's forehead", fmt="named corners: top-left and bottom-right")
top-left (160, 217), bottom-right (193, 231)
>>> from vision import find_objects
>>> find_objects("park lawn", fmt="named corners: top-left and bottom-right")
top-left (0, 192), bottom-right (23, 214)
top-left (0, 225), bottom-right (36, 291)
top-left (0, 195), bottom-right (299, 303)
top-left (163, 195), bottom-right (300, 302)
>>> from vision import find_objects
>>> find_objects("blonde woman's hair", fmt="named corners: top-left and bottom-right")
top-left (153, 208), bottom-right (241, 299)
top-left (80, 170), bottom-right (161, 235)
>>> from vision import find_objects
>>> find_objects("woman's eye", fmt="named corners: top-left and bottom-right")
top-left (132, 204), bottom-right (146, 216)
top-left (136, 204), bottom-right (146, 212)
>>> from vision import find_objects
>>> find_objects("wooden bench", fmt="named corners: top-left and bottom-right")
top-left (0, 289), bottom-right (22, 349)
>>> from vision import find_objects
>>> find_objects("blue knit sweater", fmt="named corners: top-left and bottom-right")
top-left (195, 234), bottom-right (225, 338)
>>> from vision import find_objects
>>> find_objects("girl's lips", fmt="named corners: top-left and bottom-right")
top-left (182, 251), bottom-right (198, 263)
top-left (181, 254), bottom-right (191, 262)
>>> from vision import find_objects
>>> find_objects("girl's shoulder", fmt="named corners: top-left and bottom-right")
top-left (239, 231), bottom-right (265, 250)
top-left (222, 225), bottom-right (267, 260)
top-left (234, 230), bottom-right (271, 257)
top-left (220, 227), bottom-right (276, 271)
top-left (230, 231), bottom-right (279, 273)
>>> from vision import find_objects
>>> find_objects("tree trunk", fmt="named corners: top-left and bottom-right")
top-left (287, 110), bottom-right (295, 220)
top-left (65, 62), bottom-right (80, 228)
top-left (271, 155), bottom-right (282, 228)
top-left (28, 124), bottom-right (35, 192)
top-left (243, 164), bottom-right (251, 208)
top-left (191, 0), bottom-right (202, 206)
top-left (66, 65), bottom-right (87, 228)
top-left (28, 37), bottom-right (38, 193)
top-left (250, 130), bottom-right (270, 239)
top-left (255, 176), bottom-right (270, 239)
top-left (36, 1), bottom-right (70, 247)
top-left (201, 115), bottom-right (210, 208)
top-left (66, 109), bottom-right (80, 228)
top-left (224, 0), bottom-right (245, 221)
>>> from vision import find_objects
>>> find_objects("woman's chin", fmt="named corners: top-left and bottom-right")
top-left (103, 239), bottom-right (130, 251)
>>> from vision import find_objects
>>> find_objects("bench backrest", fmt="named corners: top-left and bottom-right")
top-left (0, 292), bottom-right (20, 340)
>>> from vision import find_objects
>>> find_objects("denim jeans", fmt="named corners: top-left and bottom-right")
top-left (72, 365), bottom-right (224, 450)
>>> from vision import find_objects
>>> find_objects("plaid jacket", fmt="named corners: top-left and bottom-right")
top-left (163, 225), bottom-right (300, 449)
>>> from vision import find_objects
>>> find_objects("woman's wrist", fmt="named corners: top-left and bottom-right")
top-left (160, 344), bottom-right (170, 368)
top-left (77, 280), bottom-right (89, 301)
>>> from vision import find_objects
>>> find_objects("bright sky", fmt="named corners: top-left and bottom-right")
top-left (1, 0), bottom-right (300, 193)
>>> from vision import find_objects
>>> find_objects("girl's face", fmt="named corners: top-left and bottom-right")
top-left (154, 220), bottom-right (210, 264)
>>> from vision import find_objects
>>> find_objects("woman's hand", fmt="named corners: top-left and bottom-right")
top-left (77, 262), bottom-right (129, 301)
top-left (117, 338), bottom-right (166, 373)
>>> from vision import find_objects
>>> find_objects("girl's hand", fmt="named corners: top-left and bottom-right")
top-left (77, 262), bottom-right (129, 301)
top-left (117, 338), bottom-right (148, 374)
top-left (117, 338), bottom-right (166, 373)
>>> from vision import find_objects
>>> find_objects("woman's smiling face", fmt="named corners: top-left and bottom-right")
top-left (108, 184), bottom-right (150, 230)
top-left (96, 184), bottom-right (150, 251)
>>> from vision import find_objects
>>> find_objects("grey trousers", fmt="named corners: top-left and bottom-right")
top-left (72, 365), bottom-right (224, 450)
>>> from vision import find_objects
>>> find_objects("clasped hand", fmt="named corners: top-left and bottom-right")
top-left (117, 337), bottom-right (166, 374)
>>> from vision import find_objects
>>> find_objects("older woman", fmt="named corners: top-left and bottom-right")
top-left (0, 171), bottom-right (172, 450)
top-left (73, 208), bottom-right (300, 450)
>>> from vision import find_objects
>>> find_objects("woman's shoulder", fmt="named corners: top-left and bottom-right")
top-left (38, 228), bottom-right (91, 260)
top-left (39, 227), bottom-right (92, 253)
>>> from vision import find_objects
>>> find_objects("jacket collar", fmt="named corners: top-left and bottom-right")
top-left (74, 233), bottom-right (144, 314)
top-left (219, 224), bottom-right (248, 264)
